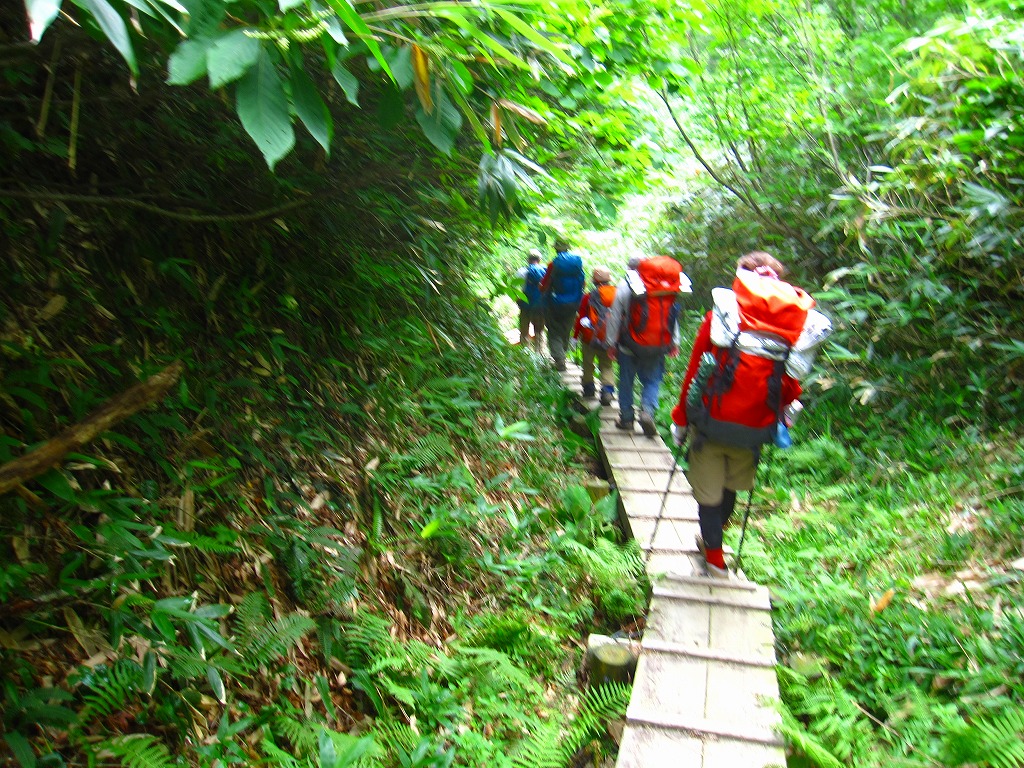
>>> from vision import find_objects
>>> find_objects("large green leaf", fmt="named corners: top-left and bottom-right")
top-left (416, 88), bottom-right (462, 155)
top-left (74, 0), bottom-right (138, 74)
top-left (208, 29), bottom-right (260, 89)
top-left (167, 38), bottom-right (211, 85)
top-left (181, 0), bottom-right (224, 37)
top-left (26, 0), bottom-right (64, 42)
top-left (493, 7), bottom-right (575, 69)
top-left (434, 8), bottom-right (528, 71)
top-left (236, 48), bottom-right (295, 170)
top-left (289, 56), bottom-right (333, 155)
top-left (331, 60), bottom-right (359, 105)
top-left (322, 0), bottom-right (394, 81)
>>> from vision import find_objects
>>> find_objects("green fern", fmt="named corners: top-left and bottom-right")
top-left (338, 614), bottom-right (394, 668)
top-left (508, 720), bottom-right (564, 768)
top-left (78, 659), bottom-right (144, 725)
top-left (561, 682), bottom-right (631, 760)
top-left (456, 610), bottom-right (562, 677)
top-left (777, 706), bottom-right (845, 768)
top-left (260, 738), bottom-right (310, 768)
top-left (371, 717), bottom-right (417, 752)
top-left (163, 646), bottom-right (209, 681)
top-left (271, 714), bottom-right (321, 758)
top-left (391, 433), bottom-right (456, 471)
top-left (943, 707), bottom-right (1024, 768)
top-left (98, 734), bottom-right (177, 768)
top-left (246, 614), bottom-right (317, 665)
top-left (234, 592), bottom-right (316, 666)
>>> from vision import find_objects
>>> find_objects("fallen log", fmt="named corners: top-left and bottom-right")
top-left (0, 360), bottom-right (183, 497)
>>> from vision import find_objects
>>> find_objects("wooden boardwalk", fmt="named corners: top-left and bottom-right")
top-left (558, 362), bottom-right (787, 768)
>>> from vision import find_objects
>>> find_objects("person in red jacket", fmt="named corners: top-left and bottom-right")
top-left (572, 266), bottom-right (616, 404)
top-left (671, 252), bottom-right (803, 578)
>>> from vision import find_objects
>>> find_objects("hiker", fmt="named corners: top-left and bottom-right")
top-left (572, 266), bottom-right (616, 404)
top-left (516, 248), bottom-right (546, 352)
top-left (539, 239), bottom-right (585, 371)
top-left (606, 255), bottom-right (685, 437)
top-left (670, 251), bottom-right (831, 578)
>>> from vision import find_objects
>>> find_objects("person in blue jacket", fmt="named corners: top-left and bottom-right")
top-left (539, 239), bottom-right (585, 371)
top-left (516, 249), bottom-right (547, 352)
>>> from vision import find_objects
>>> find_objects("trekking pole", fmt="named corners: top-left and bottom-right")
top-left (733, 446), bottom-right (771, 574)
top-left (644, 435), bottom-right (685, 569)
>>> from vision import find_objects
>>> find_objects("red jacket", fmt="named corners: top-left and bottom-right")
top-left (572, 292), bottom-right (592, 339)
top-left (671, 312), bottom-right (802, 429)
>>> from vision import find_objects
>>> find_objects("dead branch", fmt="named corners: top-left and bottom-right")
top-left (0, 361), bottom-right (183, 497)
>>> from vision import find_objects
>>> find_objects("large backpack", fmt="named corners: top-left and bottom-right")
top-left (686, 270), bottom-right (832, 450)
top-left (523, 264), bottom-right (546, 307)
top-left (583, 284), bottom-right (617, 348)
top-left (547, 252), bottom-right (585, 306)
top-left (621, 256), bottom-right (682, 357)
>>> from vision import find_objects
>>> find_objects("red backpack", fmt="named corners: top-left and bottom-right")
top-left (583, 285), bottom-right (617, 348)
top-left (622, 256), bottom-right (682, 356)
top-left (686, 270), bottom-right (821, 450)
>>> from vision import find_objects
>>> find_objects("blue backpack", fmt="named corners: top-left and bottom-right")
top-left (523, 264), bottom-right (546, 307)
top-left (547, 252), bottom-right (584, 306)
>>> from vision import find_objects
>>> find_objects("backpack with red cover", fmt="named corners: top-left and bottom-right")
top-left (583, 285), bottom-right (617, 348)
top-left (686, 269), bottom-right (831, 450)
top-left (622, 256), bottom-right (682, 357)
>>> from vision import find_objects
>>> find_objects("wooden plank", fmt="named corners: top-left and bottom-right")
top-left (641, 637), bottom-right (776, 668)
top-left (616, 726), bottom-right (704, 768)
top-left (703, 663), bottom-right (783, 737)
top-left (616, 726), bottom-right (703, 768)
top-left (704, 739), bottom-right (788, 768)
top-left (626, 708), bottom-right (783, 748)
top-left (654, 571), bottom-right (758, 592)
top-left (652, 585), bottom-right (772, 612)
top-left (709, 603), bottom-right (778, 658)
top-left (619, 491), bottom-right (698, 519)
top-left (629, 518), bottom-right (699, 552)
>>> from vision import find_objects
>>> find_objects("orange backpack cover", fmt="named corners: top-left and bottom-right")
top-left (733, 269), bottom-right (815, 343)
top-left (583, 284), bottom-right (617, 346)
top-left (625, 256), bottom-right (682, 354)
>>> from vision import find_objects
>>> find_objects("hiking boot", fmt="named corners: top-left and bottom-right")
top-left (705, 562), bottom-right (730, 580)
top-left (614, 418), bottom-right (634, 431)
top-left (638, 410), bottom-right (656, 438)
top-left (582, 383), bottom-right (596, 398)
top-left (599, 387), bottom-right (614, 406)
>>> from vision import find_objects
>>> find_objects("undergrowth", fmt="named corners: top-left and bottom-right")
top-left (0, 203), bottom-right (640, 766)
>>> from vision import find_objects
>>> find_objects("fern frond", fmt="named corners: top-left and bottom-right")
top-left (99, 734), bottom-right (176, 768)
top-left (508, 720), bottom-right (565, 768)
top-left (405, 434), bottom-right (456, 469)
top-left (260, 738), bottom-right (309, 768)
top-left (339, 615), bottom-right (394, 667)
top-left (369, 716), bottom-right (418, 757)
top-left (79, 660), bottom-right (144, 725)
top-left (776, 706), bottom-right (844, 768)
top-left (243, 614), bottom-right (316, 665)
top-left (232, 592), bottom-right (315, 666)
top-left (235, 592), bottom-right (272, 649)
top-left (163, 647), bottom-right (210, 681)
top-left (561, 683), bottom-right (630, 760)
top-left (972, 707), bottom-right (1024, 768)
top-left (271, 715), bottom-right (321, 758)
top-left (167, 530), bottom-right (240, 555)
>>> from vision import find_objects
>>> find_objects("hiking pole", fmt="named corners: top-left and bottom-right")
top-left (733, 446), bottom-right (771, 574)
top-left (644, 434), bottom-right (686, 569)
